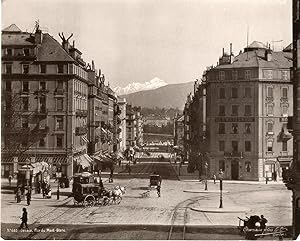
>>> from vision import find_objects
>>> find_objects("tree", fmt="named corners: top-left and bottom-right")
top-left (2, 92), bottom-right (49, 159)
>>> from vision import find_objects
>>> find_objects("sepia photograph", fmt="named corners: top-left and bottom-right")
top-left (1, 0), bottom-right (300, 240)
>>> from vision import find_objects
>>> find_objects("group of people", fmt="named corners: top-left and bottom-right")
top-left (15, 186), bottom-right (31, 206)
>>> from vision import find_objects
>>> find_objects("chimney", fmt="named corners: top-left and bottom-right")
top-left (222, 48), bottom-right (225, 56)
top-left (230, 43), bottom-right (232, 63)
top-left (62, 41), bottom-right (70, 53)
top-left (265, 49), bottom-right (272, 61)
top-left (35, 29), bottom-right (43, 44)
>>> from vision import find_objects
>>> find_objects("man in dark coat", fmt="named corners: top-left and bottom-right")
top-left (19, 208), bottom-right (28, 229)
top-left (26, 190), bottom-right (31, 206)
top-left (260, 215), bottom-right (268, 231)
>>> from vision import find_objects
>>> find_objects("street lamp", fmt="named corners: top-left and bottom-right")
top-left (219, 169), bottom-right (224, 208)
top-left (205, 161), bottom-right (208, 191)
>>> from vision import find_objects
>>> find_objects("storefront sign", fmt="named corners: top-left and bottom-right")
top-left (215, 117), bottom-right (255, 122)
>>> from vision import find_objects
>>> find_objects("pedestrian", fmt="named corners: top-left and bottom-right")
top-left (8, 175), bottom-right (12, 186)
top-left (19, 208), bottom-right (28, 229)
top-left (16, 187), bottom-right (21, 203)
top-left (26, 189), bottom-right (31, 206)
top-left (118, 159), bottom-right (121, 167)
top-left (274, 171), bottom-right (277, 182)
top-left (157, 181), bottom-right (161, 197)
top-left (260, 215), bottom-right (268, 231)
top-left (213, 174), bottom-right (216, 184)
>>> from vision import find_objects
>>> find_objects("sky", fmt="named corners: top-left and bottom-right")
top-left (2, 0), bottom-right (292, 88)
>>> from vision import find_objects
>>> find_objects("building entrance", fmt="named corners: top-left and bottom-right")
top-left (231, 159), bottom-right (239, 180)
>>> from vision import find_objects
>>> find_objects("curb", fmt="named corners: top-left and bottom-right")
top-left (191, 206), bottom-right (250, 213)
top-left (184, 190), bottom-right (229, 193)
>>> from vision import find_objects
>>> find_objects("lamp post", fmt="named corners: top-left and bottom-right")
top-left (219, 169), bottom-right (224, 208)
top-left (205, 161), bottom-right (208, 191)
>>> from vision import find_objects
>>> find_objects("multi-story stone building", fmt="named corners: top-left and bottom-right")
top-left (285, 0), bottom-right (300, 238)
top-left (117, 97), bottom-right (127, 152)
top-left (126, 105), bottom-right (143, 148)
top-left (1, 24), bottom-right (101, 178)
top-left (205, 42), bottom-right (293, 181)
top-left (183, 94), bottom-right (192, 161)
top-left (173, 114), bottom-right (184, 149)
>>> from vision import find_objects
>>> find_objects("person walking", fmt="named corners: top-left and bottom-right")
top-left (19, 208), bottom-right (28, 229)
top-left (213, 174), bottom-right (216, 184)
top-left (157, 182), bottom-right (161, 197)
top-left (16, 188), bottom-right (21, 203)
top-left (26, 189), bottom-right (31, 206)
top-left (8, 175), bottom-right (12, 186)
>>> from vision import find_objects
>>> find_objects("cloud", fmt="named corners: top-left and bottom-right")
top-left (114, 77), bottom-right (167, 95)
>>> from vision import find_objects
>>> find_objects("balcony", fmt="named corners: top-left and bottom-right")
top-left (34, 89), bottom-right (49, 95)
top-left (2, 53), bottom-right (37, 61)
top-left (224, 151), bottom-right (243, 159)
top-left (75, 126), bottom-right (87, 136)
top-left (54, 89), bottom-right (65, 95)
top-left (76, 110), bottom-right (88, 117)
top-left (35, 108), bottom-right (48, 116)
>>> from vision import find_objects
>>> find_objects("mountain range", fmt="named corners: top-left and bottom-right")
top-left (120, 81), bottom-right (194, 109)
top-left (113, 77), bottom-right (167, 96)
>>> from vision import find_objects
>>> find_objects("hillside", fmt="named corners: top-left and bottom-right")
top-left (121, 81), bottom-right (194, 109)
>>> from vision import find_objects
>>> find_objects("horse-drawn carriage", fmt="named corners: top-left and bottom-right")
top-left (72, 173), bottom-right (125, 207)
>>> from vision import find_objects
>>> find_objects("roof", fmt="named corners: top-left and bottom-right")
top-left (37, 33), bottom-right (75, 62)
top-left (2, 32), bottom-right (36, 46)
top-left (2, 24), bottom-right (22, 33)
top-left (247, 41), bottom-right (267, 49)
top-left (283, 43), bottom-right (292, 52)
top-left (214, 49), bottom-right (292, 70)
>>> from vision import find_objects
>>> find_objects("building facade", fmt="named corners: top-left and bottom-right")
top-left (117, 97), bottom-right (127, 152)
top-left (205, 42), bottom-right (293, 181)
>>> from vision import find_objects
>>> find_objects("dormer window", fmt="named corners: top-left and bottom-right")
top-left (58, 64), bottom-right (64, 73)
top-left (40, 64), bottom-right (46, 74)
top-left (23, 48), bottom-right (30, 56)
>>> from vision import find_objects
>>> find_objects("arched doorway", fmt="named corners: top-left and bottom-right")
top-left (231, 159), bottom-right (239, 180)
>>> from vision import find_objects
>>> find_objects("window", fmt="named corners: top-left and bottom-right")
top-left (282, 88), bottom-right (288, 98)
top-left (245, 162), bottom-right (251, 172)
top-left (232, 70), bottom-right (238, 80)
top-left (6, 81), bottom-right (11, 91)
top-left (282, 140), bottom-right (287, 152)
top-left (245, 70), bottom-right (251, 80)
top-left (267, 105), bottom-right (274, 116)
top-left (282, 105), bottom-right (288, 117)
top-left (219, 105), bottom-right (225, 116)
top-left (39, 96), bottom-right (46, 113)
top-left (219, 160), bottom-right (225, 171)
top-left (267, 122), bottom-right (273, 133)
top-left (6, 48), bottom-right (12, 56)
top-left (57, 80), bottom-right (63, 90)
top-left (282, 71), bottom-right (288, 80)
top-left (219, 141), bottom-right (225, 151)
top-left (219, 71), bottom-right (225, 80)
top-left (231, 88), bottom-right (238, 98)
top-left (267, 87), bottom-right (273, 98)
top-left (58, 64), bottom-right (64, 73)
top-left (244, 105), bottom-right (251, 116)
top-left (231, 105), bottom-right (239, 116)
top-left (219, 88), bottom-right (226, 99)
top-left (22, 97), bottom-right (29, 110)
top-left (57, 98), bottom-right (63, 111)
top-left (23, 64), bottom-right (29, 74)
top-left (22, 81), bottom-right (29, 92)
top-left (56, 116), bottom-right (64, 130)
top-left (232, 123), bottom-right (238, 134)
top-left (245, 141), bottom-right (251, 152)
top-left (245, 87), bottom-right (251, 98)
top-left (245, 123), bottom-right (251, 134)
top-left (232, 141), bottom-right (238, 152)
top-left (23, 48), bottom-right (30, 56)
top-left (267, 140), bottom-right (273, 152)
top-left (6, 64), bottom-right (12, 74)
top-left (40, 81), bottom-right (46, 90)
top-left (39, 138), bottom-right (45, 147)
top-left (56, 135), bottom-right (63, 148)
top-left (22, 117), bottom-right (28, 128)
top-left (40, 64), bottom-right (46, 73)
top-left (218, 123), bottom-right (225, 134)
top-left (263, 70), bottom-right (273, 79)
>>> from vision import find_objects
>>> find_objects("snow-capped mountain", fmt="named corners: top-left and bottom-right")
top-left (113, 77), bottom-right (167, 96)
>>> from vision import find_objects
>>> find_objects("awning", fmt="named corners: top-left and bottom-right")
top-left (277, 157), bottom-right (292, 166)
top-left (81, 136), bottom-right (89, 143)
top-left (75, 154), bottom-right (92, 169)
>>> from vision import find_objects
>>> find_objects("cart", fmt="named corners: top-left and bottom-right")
top-left (149, 174), bottom-right (161, 188)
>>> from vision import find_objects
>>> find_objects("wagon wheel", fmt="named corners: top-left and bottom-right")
top-left (84, 195), bottom-right (95, 207)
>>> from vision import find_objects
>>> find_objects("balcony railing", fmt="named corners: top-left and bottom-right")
top-left (35, 108), bottom-right (48, 115)
top-left (34, 89), bottom-right (49, 95)
top-left (75, 110), bottom-right (88, 117)
top-left (224, 151), bottom-right (243, 158)
top-left (54, 89), bottom-right (64, 95)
